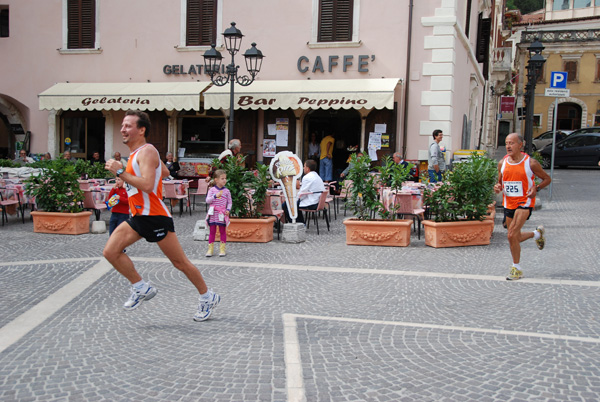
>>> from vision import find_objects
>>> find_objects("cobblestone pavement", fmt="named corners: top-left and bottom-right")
top-left (0, 168), bottom-right (599, 401)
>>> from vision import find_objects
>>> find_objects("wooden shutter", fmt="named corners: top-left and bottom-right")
top-left (318, 0), bottom-right (353, 42)
top-left (186, 0), bottom-right (217, 46)
top-left (475, 15), bottom-right (491, 63)
top-left (67, 0), bottom-right (95, 49)
top-left (564, 61), bottom-right (578, 82)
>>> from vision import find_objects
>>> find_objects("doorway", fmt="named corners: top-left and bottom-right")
top-left (304, 109), bottom-right (360, 179)
top-left (61, 111), bottom-right (105, 160)
top-left (497, 121), bottom-right (511, 147)
top-left (0, 113), bottom-right (11, 159)
top-left (556, 102), bottom-right (582, 130)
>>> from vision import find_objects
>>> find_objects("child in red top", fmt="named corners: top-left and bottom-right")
top-left (107, 177), bottom-right (130, 235)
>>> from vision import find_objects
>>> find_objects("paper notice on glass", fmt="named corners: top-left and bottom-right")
top-left (267, 124), bottom-right (277, 136)
top-left (178, 148), bottom-right (186, 158)
top-left (381, 135), bottom-right (390, 148)
top-left (374, 124), bottom-right (387, 134)
top-left (276, 130), bottom-right (288, 147)
top-left (368, 132), bottom-right (382, 150)
top-left (263, 139), bottom-right (276, 157)
top-left (368, 145), bottom-right (378, 161)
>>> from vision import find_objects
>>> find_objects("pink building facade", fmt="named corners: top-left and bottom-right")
top-left (0, 0), bottom-right (490, 176)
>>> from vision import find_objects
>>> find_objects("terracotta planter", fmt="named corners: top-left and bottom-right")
top-left (31, 211), bottom-right (92, 235)
top-left (422, 219), bottom-right (494, 248)
top-left (343, 218), bottom-right (412, 247)
top-left (216, 216), bottom-right (276, 243)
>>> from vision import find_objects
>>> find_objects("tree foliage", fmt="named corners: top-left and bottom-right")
top-left (507, 0), bottom-right (544, 14)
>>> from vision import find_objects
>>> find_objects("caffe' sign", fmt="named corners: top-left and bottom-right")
top-left (81, 97), bottom-right (150, 106)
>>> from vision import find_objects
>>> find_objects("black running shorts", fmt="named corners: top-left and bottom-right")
top-left (503, 206), bottom-right (533, 221)
top-left (127, 215), bottom-right (175, 243)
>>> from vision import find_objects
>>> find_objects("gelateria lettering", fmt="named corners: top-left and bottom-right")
top-left (82, 97), bottom-right (150, 106)
top-left (163, 64), bottom-right (225, 75)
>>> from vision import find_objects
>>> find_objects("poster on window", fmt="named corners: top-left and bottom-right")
top-left (263, 139), bottom-right (276, 157)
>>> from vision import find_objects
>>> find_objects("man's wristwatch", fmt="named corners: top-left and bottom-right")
top-left (116, 168), bottom-right (124, 177)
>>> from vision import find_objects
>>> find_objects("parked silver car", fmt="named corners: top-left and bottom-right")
top-left (531, 130), bottom-right (570, 151)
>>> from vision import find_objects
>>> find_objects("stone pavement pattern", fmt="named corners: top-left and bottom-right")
top-left (0, 168), bottom-right (599, 401)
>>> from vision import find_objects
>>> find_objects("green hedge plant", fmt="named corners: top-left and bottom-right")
top-left (24, 158), bottom-right (84, 213)
top-left (423, 152), bottom-right (497, 222)
top-left (211, 156), bottom-right (270, 218)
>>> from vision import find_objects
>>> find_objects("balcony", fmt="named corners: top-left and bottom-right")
top-left (522, 29), bottom-right (600, 43)
top-left (491, 47), bottom-right (512, 72)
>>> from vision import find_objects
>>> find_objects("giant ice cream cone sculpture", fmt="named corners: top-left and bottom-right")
top-left (269, 151), bottom-right (303, 222)
top-left (282, 177), bottom-right (295, 215)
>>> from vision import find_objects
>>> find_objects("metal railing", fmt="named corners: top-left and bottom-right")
top-left (522, 29), bottom-right (600, 43)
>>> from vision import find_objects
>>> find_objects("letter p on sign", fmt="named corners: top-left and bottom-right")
top-left (551, 72), bottom-right (567, 89)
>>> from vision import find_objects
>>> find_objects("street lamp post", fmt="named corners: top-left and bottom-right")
top-left (203, 22), bottom-right (264, 141)
top-left (523, 38), bottom-right (545, 155)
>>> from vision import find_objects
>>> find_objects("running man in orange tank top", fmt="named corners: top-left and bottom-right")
top-left (103, 110), bottom-right (220, 321)
top-left (494, 133), bottom-right (551, 281)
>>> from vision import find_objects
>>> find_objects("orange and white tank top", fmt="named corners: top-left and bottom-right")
top-left (500, 154), bottom-right (535, 209)
top-left (125, 144), bottom-right (171, 217)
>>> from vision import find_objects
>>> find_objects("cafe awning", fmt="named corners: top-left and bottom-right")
top-left (203, 78), bottom-right (401, 111)
top-left (39, 82), bottom-right (211, 111)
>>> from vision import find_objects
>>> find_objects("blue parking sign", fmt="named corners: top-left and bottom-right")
top-left (550, 72), bottom-right (567, 89)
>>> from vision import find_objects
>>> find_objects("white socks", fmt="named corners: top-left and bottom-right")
top-left (512, 263), bottom-right (521, 270)
top-left (533, 230), bottom-right (541, 240)
top-left (133, 280), bottom-right (148, 292)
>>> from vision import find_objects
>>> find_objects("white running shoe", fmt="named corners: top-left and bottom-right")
top-left (123, 283), bottom-right (158, 310)
top-left (193, 290), bottom-right (221, 322)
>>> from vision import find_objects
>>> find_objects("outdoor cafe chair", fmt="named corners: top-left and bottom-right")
top-left (394, 192), bottom-right (425, 239)
top-left (82, 188), bottom-right (108, 221)
top-left (163, 180), bottom-right (191, 217)
top-left (190, 179), bottom-right (209, 211)
top-left (336, 180), bottom-right (352, 216)
top-left (259, 193), bottom-right (285, 240)
top-left (299, 191), bottom-right (330, 235)
top-left (0, 186), bottom-right (25, 225)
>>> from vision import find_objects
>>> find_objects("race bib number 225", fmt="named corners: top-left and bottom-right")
top-left (503, 181), bottom-right (523, 197)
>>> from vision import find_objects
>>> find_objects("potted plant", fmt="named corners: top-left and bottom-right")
top-left (210, 155), bottom-right (275, 243)
top-left (25, 158), bottom-right (92, 234)
top-left (75, 159), bottom-right (114, 181)
top-left (342, 154), bottom-right (413, 247)
top-left (422, 152), bottom-right (497, 247)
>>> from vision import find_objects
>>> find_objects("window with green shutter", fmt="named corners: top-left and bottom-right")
top-left (186, 0), bottom-right (217, 46)
top-left (318, 0), bottom-right (353, 42)
top-left (67, 0), bottom-right (95, 49)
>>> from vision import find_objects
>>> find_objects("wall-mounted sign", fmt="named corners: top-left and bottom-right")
top-left (500, 96), bottom-right (515, 113)
top-left (10, 124), bottom-right (24, 134)
top-left (297, 54), bottom-right (375, 73)
top-left (163, 64), bottom-right (226, 75)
